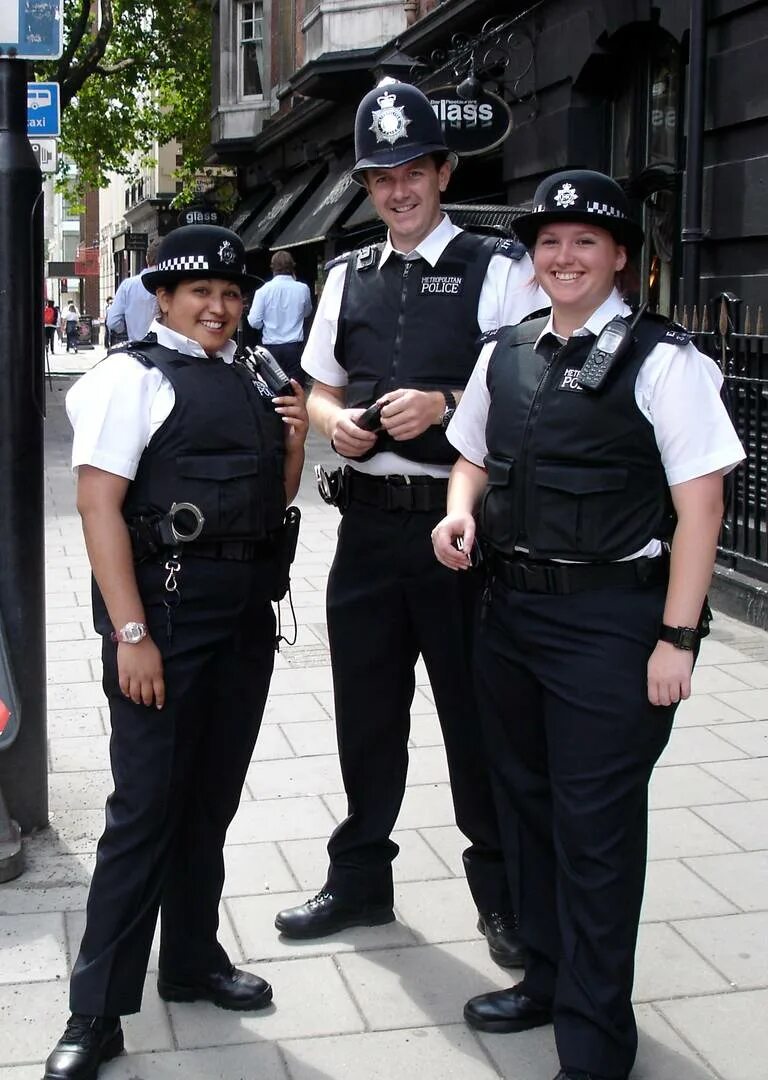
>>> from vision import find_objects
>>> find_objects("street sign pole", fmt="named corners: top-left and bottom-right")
top-left (0, 57), bottom-right (48, 837)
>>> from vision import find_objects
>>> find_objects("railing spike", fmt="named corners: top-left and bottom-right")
top-left (718, 297), bottom-right (729, 337)
top-left (692, 305), bottom-right (700, 332)
top-left (682, 306), bottom-right (689, 330)
top-left (701, 305), bottom-right (710, 332)
top-left (672, 304), bottom-right (679, 324)
top-left (757, 306), bottom-right (765, 336)
top-left (743, 306), bottom-right (751, 336)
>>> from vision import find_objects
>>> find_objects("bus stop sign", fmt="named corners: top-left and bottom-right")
top-left (0, 1), bottom-right (64, 61)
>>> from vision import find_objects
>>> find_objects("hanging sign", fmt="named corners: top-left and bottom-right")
top-left (427, 86), bottom-right (513, 157)
top-left (0, 0), bottom-right (64, 61)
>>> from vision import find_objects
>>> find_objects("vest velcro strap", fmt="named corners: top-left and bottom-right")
top-left (348, 471), bottom-right (448, 513)
top-left (489, 552), bottom-right (668, 594)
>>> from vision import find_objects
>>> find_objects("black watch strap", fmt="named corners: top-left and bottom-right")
top-left (659, 623), bottom-right (698, 650)
top-left (441, 390), bottom-right (457, 411)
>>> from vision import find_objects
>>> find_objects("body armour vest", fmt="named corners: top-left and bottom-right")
top-left (479, 314), bottom-right (680, 561)
top-left (335, 232), bottom-right (499, 465)
top-left (121, 340), bottom-right (286, 542)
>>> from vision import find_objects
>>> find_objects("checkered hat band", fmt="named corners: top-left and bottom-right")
top-left (158, 256), bottom-right (210, 271)
top-left (585, 201), bottom-right (625, 218)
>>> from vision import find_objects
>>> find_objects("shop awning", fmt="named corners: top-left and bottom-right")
top-left (341, 194), bottom-right (377, 235)
top-left (230, 186), bottom-right (274, 235)
top-left (269, 154), bottom-right (363, 249)
top-left (341, 201), bottom-right (528, 239)
top-left (241, 163), bottom-right (326, 251)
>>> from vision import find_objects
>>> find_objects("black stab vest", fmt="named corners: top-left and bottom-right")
top-left (121, 341), bottom-right (286, 541)
top-left (479, 315), bottom-right (678, 561)
top-left (335, 232), bottom-right (497, 465)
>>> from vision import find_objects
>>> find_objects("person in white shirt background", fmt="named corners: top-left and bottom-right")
top-left (432, 169), bottom-right (744, 1080)
top-left (247, 249), bottom-right (313, 386)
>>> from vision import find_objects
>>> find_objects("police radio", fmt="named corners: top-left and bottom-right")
top-left (577, 304), bottom-right (647, 392)
top-left (356, 401), bottom-right (384, 432)
top-left (243, 345), bottom-right (294, 398)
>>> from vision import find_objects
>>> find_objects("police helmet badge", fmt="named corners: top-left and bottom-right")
top-left (553, 182), bottom-right (579, 209)
top-left (369, 89), bottom-right (411, 146)
top-left (218, 240), bottom-right (238, 266)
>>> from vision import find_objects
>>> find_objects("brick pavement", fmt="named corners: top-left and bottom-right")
top-left (0, 372), bottom-right (766, 1079)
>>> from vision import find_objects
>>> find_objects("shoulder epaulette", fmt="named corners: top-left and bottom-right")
top-left (478, 329), bottom-right (502, 347)
top-left (355, 242), bottom-right (384, 270)
top-left (324, 251), bottom-right (354, 272)
top-left (493, 237), bottom-right (527, 261)
top-left (639, 310), bottom-right (692, 346)
top-left (521, 307), bottom-right (551, 324)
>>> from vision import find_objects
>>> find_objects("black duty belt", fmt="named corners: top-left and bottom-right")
top-left (183, 538), bottom-right (275, 561)
top-left (489, 552), bottom-right (669, 595)
top-left (348, 471), bottom-right (448, 513)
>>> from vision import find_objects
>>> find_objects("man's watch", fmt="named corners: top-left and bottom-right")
top-left (111, 621), bottom-right (148, 645)
top-left (440, 390), bottom-right (457, 430)
top-left (658, 624), bottom-right (698, 651)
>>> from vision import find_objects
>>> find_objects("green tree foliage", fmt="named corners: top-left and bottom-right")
top-left (34, 0), bottom-right (212, 200)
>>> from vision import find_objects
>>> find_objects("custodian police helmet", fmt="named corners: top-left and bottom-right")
top-left (142, 225), bottom-right (262, 293)
top-left (512, 170), bottom-right (645, 256)
top-left (351, 78), bottom-right (458, 185)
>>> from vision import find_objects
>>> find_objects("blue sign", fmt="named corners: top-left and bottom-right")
top-left (0, 1), bottom-right (64, 61)
top-left (27, 81), bottom-right (59, 137)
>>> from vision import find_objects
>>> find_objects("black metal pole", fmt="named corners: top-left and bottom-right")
top-left (0, 58), bottom-right (48, 833)
top-left (681, 0), bottom-right (707, 314)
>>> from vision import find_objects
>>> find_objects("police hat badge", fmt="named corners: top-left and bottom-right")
top-left (369, 89), bottom-right (412, 146)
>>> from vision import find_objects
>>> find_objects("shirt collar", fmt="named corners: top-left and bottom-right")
top-left (379, 213), bottom-right (461, 269)
top-left (534, 288), bottom-right (630, 351)
top-left (150, 320), bottom-right (237, 363)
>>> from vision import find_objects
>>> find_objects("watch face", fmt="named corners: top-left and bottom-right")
top-left (121, 622), bottom-right (146, 644)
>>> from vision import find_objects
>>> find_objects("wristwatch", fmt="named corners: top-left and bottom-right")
top-left (658, 624), bottom-right (698, 651)
top-left (440, 390), bottom-right (457, 430)
top-left (111, 621), bottom-right (148, 645)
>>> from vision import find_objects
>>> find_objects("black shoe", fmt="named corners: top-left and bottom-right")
top-left (43, 1014), bottom-right (123, 1079)
top-left (275, 889), bottom-right (395, 939)
top-left (477, 912), bottom-right (526, 968)
top-left (464, 984), bottom-right (552, 1033)
top-left (157, 965), bottom-right (272, 1011)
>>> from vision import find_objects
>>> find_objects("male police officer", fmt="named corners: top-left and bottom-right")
top-left (274, 80), bottom-right (546, 964)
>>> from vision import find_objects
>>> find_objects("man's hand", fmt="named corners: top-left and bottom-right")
top-left (432, 512), bottom-right (476, 571)
top-left (330, 409), bottom-right (378, 458)
top-left (380, 388), bottom-right (444, 441)
top-left (647, 641), bottom-right (694, 707)
top-left (117, 637), bottom-right (165, 709)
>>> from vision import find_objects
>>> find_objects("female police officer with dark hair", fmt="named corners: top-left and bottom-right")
top-left (44, 225), bottom-right (308, 1080)
top-left (432, 171), bottom-right (743, 1080)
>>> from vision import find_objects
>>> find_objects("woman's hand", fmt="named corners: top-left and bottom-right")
top-left (274, 380), bottom-right (309, 448)
top-left (117, 638), bottom-right (166, 709)
top-left (432, 512), bottom-right (476, 570)
top-left (647, 641), bottom-right (694, 707)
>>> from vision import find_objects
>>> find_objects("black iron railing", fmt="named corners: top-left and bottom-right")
top-left (683, 295), bottom-right (768, 581)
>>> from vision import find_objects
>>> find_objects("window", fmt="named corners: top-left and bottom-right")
top-left (62, 233), bottom-right (79, 262)
top-left (239, 1), bottom-right (264, 98)
top-left (62, 193), bottom-right (80, 221)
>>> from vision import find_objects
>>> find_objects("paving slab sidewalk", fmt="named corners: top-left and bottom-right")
top-left (0, 376), bottom-right (766, 1080)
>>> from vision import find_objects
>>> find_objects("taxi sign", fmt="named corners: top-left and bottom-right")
top-left (27, 82), bottom-right (60, 137)
top-left (0, 0), bottom-right (64, 61)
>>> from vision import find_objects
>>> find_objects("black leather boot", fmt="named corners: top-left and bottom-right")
top-left (477, 912), bottom-right (527, 968)
top-left (275, 889), bottom-right (394, 939)
top-left (44, 1014), bottom-right (123, 1079)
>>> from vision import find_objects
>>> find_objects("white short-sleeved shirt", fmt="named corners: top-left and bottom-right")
top-left (66, 321), bottom-right (238, 480)
top-left (447, 289), bottom-right (745, 559)
top-left (301, 213), bottom-right (547, 477)
top-left (247, 275), bottom-right (313, 344)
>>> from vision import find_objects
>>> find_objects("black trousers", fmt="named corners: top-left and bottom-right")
top-left (264, 341), bottom-right (306, 387)
top-left (475, 579), bottom-right (677, 1080)
top-left (70, 556), bottom-right (276, 1017)
top-left (324, 500), bottom-right (509, 913)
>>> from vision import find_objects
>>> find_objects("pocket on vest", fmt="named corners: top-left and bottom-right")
top-left (176, 453), bottom-right (264, 538)
top-left (480, 455), bottom-right (517, 548)
top-left (529, 462), bottom-right (628, 555)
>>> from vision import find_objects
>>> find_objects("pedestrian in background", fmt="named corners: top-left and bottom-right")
top-left (43, 299), bottom-right (57, 355)
top-left (432, 169), bottom-right (744, 1080)
top-left (274, 78), bottom-right (546, 967)
top-left (63, 301), bottom-right (80, 352)
top-left (106, 239), bottom-right (161, 344)
top-left (43, 225), bottom-right (308, 1080)
top-left (103, 296), bottom-right (113, 348)
top-left (247, 249), bottom-right (313, 386)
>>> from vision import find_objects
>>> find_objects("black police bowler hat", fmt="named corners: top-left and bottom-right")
top-left (142, 225), bottom-right (261, 293)
top-left (512, 170), bottom-right (645, 255)
top-left (351, 78), bottom-right (458, 185)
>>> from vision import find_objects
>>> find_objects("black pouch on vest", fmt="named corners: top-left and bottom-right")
top-left (271, 505), bottom-right (302, 602)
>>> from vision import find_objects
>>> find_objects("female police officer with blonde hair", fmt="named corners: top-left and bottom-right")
top-left (432, 170), bottom-right (743, 1080)
top-left (44, 225), bottom-right (307, 1080)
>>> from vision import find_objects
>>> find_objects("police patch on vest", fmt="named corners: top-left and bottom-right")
top-left (253, 378), bottom-right (274, 398)
top-left (558, 368), bottom-right (585, 392)
top-left (420, 274), bottom-right (464, 296)
top-left (663, 327), bottom-right (691, 345)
